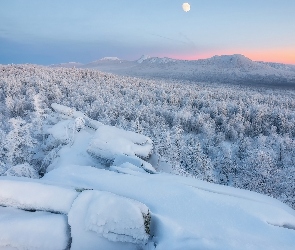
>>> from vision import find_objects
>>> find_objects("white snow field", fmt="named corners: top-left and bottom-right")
top-left (1, 104), bottom-right (295, 249)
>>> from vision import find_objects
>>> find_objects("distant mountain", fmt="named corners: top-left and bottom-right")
top-left (100, 56), bottom-right (120, 61)
top-left (50, 62), bottom-right (83, 68)
top-left (136, 55), bottom-right (151, 63)
top-left (50, 54), bottom-right (295, 86)
top-left (259, 61), bottom-right (295, 72)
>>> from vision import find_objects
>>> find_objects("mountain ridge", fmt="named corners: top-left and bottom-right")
top-left (50, 54), bottom-right (295, 86)
top-left (51, 54), bottom-right (295, 68)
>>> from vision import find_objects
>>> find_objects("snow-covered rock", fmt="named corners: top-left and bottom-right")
top-left (113, 154), bottom-right (156, 174)
top-left (51, 103), bottom-right (103, 130)
top-left (0, 206), bottom-right (69, 250)
top-left (46, 119), bottom-right (74, 144)
top-left (68, 190), bottom-right (150, 250)
top-left (43, 105), bottom-right (155, 173)
top-left (87, 125), bottom-right (153, 165)
top-left (110, 162), bottom-right (148, 174)
top-left (0, 178), bottom-right (78, 214)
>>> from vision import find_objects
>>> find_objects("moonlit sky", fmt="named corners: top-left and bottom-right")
top-left (1, 0), bottom-right (295, 65)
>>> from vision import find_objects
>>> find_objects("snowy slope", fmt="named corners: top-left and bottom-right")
top-left (1, 104), bottom-right (295, 249)
top-left (54, 54), bottom-right (295, 86)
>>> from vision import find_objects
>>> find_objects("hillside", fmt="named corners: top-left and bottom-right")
top-left (1, 104), bottom-right (295, 249)
top-left (1, 64), bottom-right (295, 210)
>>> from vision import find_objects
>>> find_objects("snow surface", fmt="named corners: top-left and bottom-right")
top-left (44, 165), bottom-right (295, 250)
top-left (0, 206), bottom-right (69, 250)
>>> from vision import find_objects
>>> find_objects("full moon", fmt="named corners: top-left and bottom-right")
top-left (182, 3), bottom-right (190, 12)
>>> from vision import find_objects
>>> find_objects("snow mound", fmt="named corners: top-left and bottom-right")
top-left (87, 125), bottom-right (153, 165)
top-left (0, 206), bottom-right (69, 250)
top-left (4, 163), bottom-right (39, 179)
top-left (0, 178), bottom-right (78, 214)
top-left (68, 190), bottom-right (150, 249)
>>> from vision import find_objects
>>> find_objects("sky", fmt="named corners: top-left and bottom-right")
top-left (0, 0), bottom-right (295, 65)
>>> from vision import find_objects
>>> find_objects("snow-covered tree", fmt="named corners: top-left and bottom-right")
top-left (4, 163), bottom-right (39, 178)
top-left (4, 117), bottom-right (36, 166)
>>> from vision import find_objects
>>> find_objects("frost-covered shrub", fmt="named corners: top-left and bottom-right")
top-left (0, 161), bottom-right (8, 176)
top-left (4, 118), bottom-right (36, 166)
top-left (75, 117), bottom-right (85, 132)
top-left (4, 163), bottom-right (39, 179)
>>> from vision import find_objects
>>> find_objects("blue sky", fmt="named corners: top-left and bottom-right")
top-left (1, 0), bottom-right (295, 64)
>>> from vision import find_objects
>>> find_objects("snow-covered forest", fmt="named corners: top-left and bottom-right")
top-left (1, 64), bottom-right (295, 209)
